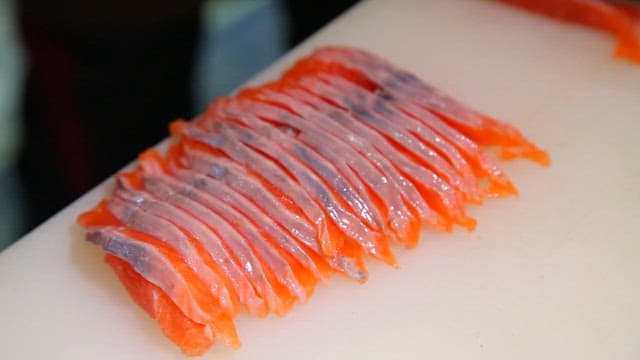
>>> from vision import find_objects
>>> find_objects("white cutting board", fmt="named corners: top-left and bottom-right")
top-left (1, 0), bottom-right (639, 359)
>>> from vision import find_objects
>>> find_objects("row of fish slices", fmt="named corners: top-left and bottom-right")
top-left (82, 46), bottom-right (550, 353)
top-left (82, 147), bottom-right (331, 350)
top-left (139, 75), bottom-right (484, 330)
top-left (192, 106), bottom-right (398, 264)
top-left (170, 126), bottom-right (372, 275)
top-left (77, 46), bottom-right (551, 356)
top-left (153, 53), bottom-right (547, 331)
top-left (125, 150), bottom-right (335, 313)
top-left (167, 65), bottom-right (524, 289)
top-left (84, 104), bottom-right (395, 339)
top-left (227, 79), bottom-right (482, 231)
top-left (285, 46), bottom-right (550, 167)
top-left (164, 70), bottom-right (509, 312)
top-left (80, 201), bottom-right (239, 350)
top-left (82, 131), bottom-right (345, 347)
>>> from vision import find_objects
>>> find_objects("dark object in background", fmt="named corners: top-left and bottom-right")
top-left (17, 0), bottom-right (203, 230)
top-left (283, 0), bottom-right (359, 47)
top-left (15, 0), bottom-right (357, 235)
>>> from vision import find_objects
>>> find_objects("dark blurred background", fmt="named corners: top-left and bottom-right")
top-left (0, 0), bottom-right (357, 251)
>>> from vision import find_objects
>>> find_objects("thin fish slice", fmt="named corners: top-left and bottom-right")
top-left (178, 138), bottom-right (342, 256)
top-left (287, 49), bottom-right (520, 197)
top-left (275, 83), bottom-right (454, 230)
top-left (284, 79), bottom-right (474, 230)
top-left (344, 47), bottom-right (549, 163)
top-left (115, 173), bottom-right (268, 316)
top-left (252, 84), bottom-right (445, 232)
top-left (170, 121), bottom-right (338, 257)
top-left (105, 254), bottom-right (217, 356)
top-left (312, 72), bottom-right (482, 203)
top-left (187, 117), bottom-right (395, 266)
top-left (140, 149), bottom-right (324, 284)
top-left (141, 176), bottom-right (319, 303)
top-left (165, 144), bottom-right (333, 262)
top-left (376, 91), bottom-right (517, 197)
top-left (135, 166), bottom-right (316, 304)
top-left (205, 99), bottom-right (386, 235)
top-left (87, 226), bottom-right (215, 326)
top-left (285, 53), bottom-right (518, 197)
top-left (113, 177), bottom-right (292, 316)
top-left (119, 182), bottom-right (304, 313)
top-left (115, 178), bottom-right (242, 314)
top-left (226, 94), bottom-right (421, 246)
top-left (108, 191), bottom-right (238, 317)
top-left (295, 74), bottom-right (470, 201)
top-left (283, 46), bottom-right (550, 165)
top-left (500, 0), bottom-right (640, 63)
top-left (78, 205), bottom-right (239, 350)
top-left (174, 121), bottom-right (394, 265)
top-left (172, 143), bottom-right (369, 281)
top-left (210, 98), bottom-right (388, 233)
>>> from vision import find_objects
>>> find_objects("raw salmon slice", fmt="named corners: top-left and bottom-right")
top-left (274, 82), bottom-right (453, 230)
top-left (120, 181), bottom-right (307, 311)
top-left (165, 144), bottom-right (332, 261)
top-left (283, 46), bottom-right (550, 165)
top-left (79, 206), bottom-right (240, 349)
top-left (282, 79), bottom-right (474, 230)
top-left (106, 194), bottom-right (238, 321)
top-left (376, 92), bottom-right (518, 198)
top-left (500, 0), bottom-right (640, 63)
top-left (302, 73), bottom-right (482, 203)
top-left (117, 173), bottom-right (266, 316)
top-left (209, 98), bottom-right (387, 233)
top-left (171, 121), bottom-right (339, 256)
top-left (175, 120), bottom-right (395, 266)
top-left (203, 120), bottom-right (394, 264)
top-left (140, 150), bottom-right (324, 282)
top-left (138, 158), bottom-right (320, 304)
top-left (105, 254), bottom-right (216, 356)
top-left (227, 93), bottom-right (421, 247)
top-left (172, 143), bottom-right (368, 281)
top-left (87, 226), bottom-right (214, 326)
top-left (115, 175), bottom-right (292, 317)
top-left (253, 85), bottom-right (448, 232)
